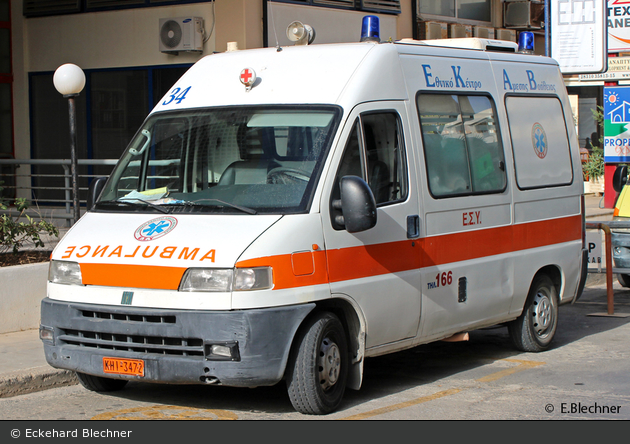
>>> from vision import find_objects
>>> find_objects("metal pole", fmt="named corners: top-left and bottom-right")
top-left (586, 222), bottom-right (615, 315)
top-left (67, 95), bottom-right (80, 224)
top-left (545, 0), bottom-right (550, 57)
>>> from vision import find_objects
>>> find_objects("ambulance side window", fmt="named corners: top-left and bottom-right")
top-left (331, 112), bottom-right (409, 229)
top-left (417, 93), bottom-right (506, 198)
top-left (505, 96), bottom-right (573, 189)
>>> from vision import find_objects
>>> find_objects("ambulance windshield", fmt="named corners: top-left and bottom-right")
top-left (96, 106), bottom-right (340, 214)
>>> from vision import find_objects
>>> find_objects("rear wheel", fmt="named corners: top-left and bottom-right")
top-left (76, 372), bottom-right (128, 392)
top-left (286, 312), bottom-right (348, 415)
top-left (508, 274), bottom-right (558, 352)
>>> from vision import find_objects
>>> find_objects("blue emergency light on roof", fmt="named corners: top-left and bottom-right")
top-left (360, 15), bottom-right (380, 43)
top-left (518, 31), bottom-right (535, 54)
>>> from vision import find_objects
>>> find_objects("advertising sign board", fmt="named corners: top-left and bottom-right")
top-left (604, 86), bottom-right (630, 162)
top-left (608, 0), bottom-right (630, 52)
top-left (552, 0), bottom-right (607, 74)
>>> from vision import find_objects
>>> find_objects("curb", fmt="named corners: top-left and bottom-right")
top-left (0, 367), bottom-right (78, 399)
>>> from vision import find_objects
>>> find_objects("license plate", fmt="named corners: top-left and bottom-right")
top-left (103, 357), bottom-right (145, 377)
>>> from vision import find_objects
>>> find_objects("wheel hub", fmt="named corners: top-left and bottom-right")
top-left (532, 292), bottom-right (552, 336)
top-left (319, 338), bottom-right (341, 391)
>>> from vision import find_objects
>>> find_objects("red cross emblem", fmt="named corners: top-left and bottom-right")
top-left (240, 68), bottom-right (256, 87)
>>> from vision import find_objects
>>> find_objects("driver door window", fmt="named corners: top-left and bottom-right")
top-left (332, 112), bottom-right (408, 217)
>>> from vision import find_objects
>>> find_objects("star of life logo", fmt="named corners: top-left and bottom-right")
top-left (134, 216), bottom-right (178, 241)
top-left (532, 123), bottom-right (548, 159)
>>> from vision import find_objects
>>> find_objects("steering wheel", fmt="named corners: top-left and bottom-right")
top-left (267, 167), bottom-right (311, 184)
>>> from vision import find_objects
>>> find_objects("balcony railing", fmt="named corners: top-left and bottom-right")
top-left (0, 158), bottom-right (118, 227)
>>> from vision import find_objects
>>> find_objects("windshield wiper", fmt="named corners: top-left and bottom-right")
top-left (172, 199), bottom-right (257, 215)
top-left (98, 199), bottom-right (170, 214)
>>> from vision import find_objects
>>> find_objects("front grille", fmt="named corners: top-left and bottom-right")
top-left (81, 309), bottom-right (176, 324)
top-left (59, 329), bottom-right (204, 356)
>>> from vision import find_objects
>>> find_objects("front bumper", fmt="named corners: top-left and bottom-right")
top-left (40, 298), bottom-right (315, 387)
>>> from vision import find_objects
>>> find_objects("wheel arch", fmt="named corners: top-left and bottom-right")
top-left (534, 264), bottom-right (562, 303)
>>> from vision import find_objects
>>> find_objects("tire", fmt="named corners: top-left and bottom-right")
top-left (508, 274), bottom-right (558, 353)
top-left (76, 372), bottom-right (129, 392)
top-left (618, 274), bottom-right (630, 288)
top-left (286, 312), bottom-right (349, 415)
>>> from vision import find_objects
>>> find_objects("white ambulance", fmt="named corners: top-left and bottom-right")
top-left (40, 23), bottom-right (588, 415)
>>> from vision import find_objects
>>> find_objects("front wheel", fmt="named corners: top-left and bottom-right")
top-left (508, 274), bottom-right (558, 352)
top-left (618, 273), bottom-right (630, 288)
top-left (76, 372), bottom-right (128, 392)
top-left (286, 312), bottom-right (349, 415)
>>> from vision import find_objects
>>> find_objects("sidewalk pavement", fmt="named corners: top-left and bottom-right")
top-left (0, 194), bottom-right (616, 399)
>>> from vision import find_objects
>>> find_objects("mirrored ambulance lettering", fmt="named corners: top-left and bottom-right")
top-left (61, 245), bottom-right (215, 262)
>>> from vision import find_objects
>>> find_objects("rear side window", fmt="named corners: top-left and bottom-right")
top-left (417, 93), bottom-right (507, 198)
top-left (505, 96), bottom-right (573, 189)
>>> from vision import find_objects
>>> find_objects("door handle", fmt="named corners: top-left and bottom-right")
top-left (407, 215), bottom-right (420, 239)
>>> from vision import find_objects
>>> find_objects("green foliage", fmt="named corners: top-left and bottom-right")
top-left (583, 106), bottom-right (605, 181)
top-left (591, 106), bottom-right (604, 145)
top-left (0, 182), bottom-right (59, 254)
top-left (582, 146), bottom-right (605, 181)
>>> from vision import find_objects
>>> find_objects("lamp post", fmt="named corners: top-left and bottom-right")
top-left (53, 64), bottom-right (85, 225)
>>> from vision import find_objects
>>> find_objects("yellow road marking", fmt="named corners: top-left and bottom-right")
top-left (91, 405), bottom-right (238, 420)
top-left (338, 359), bottom-right (545, 420)
top-left (339, 388), bottom-right (462, 420)
top-left (476, 359), bottom-right (545, 383)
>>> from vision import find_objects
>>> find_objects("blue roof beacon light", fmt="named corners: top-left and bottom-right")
top-left (518, 31), bottom-right (535, 54)
top-left (361, 15), bottom-right (380, 43)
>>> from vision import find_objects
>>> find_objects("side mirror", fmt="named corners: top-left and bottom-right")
top-left (87, 177), bottom-right (108, 211)
top-left (613, 166), bottom-right (628, 193)
top-left (332, 176), bottom-right (377, 233)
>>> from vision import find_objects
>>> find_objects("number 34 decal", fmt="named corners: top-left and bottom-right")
top-left (162, 86), bottom-right (192, 106)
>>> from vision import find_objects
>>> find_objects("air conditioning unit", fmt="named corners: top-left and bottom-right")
top-left (159, 17), bottom-right (204, 54)
top-left (418, 21), bottom-right (448, 40)
top-left (473, 26), bottom-right (495, 40)
top-left (503, 1), bottom-right (544, 29)
top-left (448, 24), bottom-right (472, 39)
top-left (496, 28), bottom-right (517, 42)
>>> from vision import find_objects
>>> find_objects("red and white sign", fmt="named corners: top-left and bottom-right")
top-left (240, 68), bottom-right (256, 87)
top-left (609, 0), bottom-right (630, 52)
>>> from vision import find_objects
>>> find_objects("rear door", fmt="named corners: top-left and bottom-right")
top-left (416, 91), bottom-right (514, 338)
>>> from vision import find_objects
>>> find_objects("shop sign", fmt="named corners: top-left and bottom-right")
top-left (552, 0), bottom-right (607, 74)
top-left (608, 0), bottom-right (630, 52)
top-left (603, 86), bottom-right (630, 162)
top-left (579, 56), bottom-right (630, 80)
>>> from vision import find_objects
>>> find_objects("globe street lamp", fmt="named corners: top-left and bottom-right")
top-left (53, 63), bottom-right (85, 224)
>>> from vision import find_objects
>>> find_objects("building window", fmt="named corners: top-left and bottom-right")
top-left (23, 0), bottom-right (208, 18)
top-left (272, 1), bottom-right (401, 15)
top-left (29, 65), bottom-right (190, 202)
top-left (418, 0), bottom-right (491, 23)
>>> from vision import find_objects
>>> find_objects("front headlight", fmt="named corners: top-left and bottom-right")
top-left (179, 269), bottom-right (233, 292)
top-left (179, 267), bottom-right (273, 292)
top-left (49, 260), bottom-right (83, 285)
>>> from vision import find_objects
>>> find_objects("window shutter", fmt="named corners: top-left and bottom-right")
top-left (23, 0), bottom-right (81, 17)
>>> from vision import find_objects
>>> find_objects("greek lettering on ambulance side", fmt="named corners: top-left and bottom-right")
top-left (40, 22), bottom-right (588, 416)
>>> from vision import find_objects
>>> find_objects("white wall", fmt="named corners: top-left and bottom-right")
top-left (24, 4), bottom-right (216, 72)
top-left (266, 2), bottom-right (398, 47)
